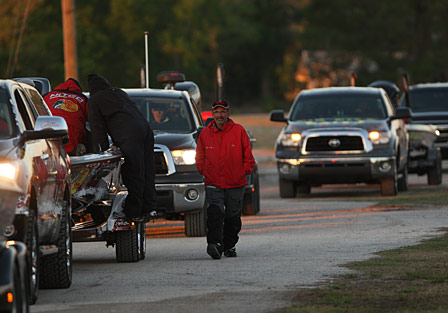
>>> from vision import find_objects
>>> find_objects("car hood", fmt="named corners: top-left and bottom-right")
top-left (154, 131), bottom-right (196, 150)
top-left (284, 119), bottom-right (389, 134)
top-left (410, 112), bottom-right (448, 125)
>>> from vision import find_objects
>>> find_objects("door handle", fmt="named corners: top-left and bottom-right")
top-left (41, 153), bottom-right (50, 160)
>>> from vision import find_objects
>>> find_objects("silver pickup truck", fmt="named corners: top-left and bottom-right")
top-left (271, 87), bottom-right (412, 197)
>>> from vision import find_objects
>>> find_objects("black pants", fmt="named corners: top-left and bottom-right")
top-left (205, 185), bottom-right (245, 251)
top-left (120, 126), bottom-right (157, 218)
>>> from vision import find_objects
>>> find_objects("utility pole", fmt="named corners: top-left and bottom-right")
top-left (61, 0), bottom-right (78, 80)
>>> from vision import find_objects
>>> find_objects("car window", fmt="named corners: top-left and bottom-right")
top-left (14, 89), bottom-right (35, 130)
top-left (406, 88), bottom-right (448, 113)
top-left (290, 95), bottom-right (387, 121)
top-left (0, 89), bottom-right (15, 139)
top-left (24, 86), bottom-right (51, 116)
top-left (130, 96), bottom-right (194, 133)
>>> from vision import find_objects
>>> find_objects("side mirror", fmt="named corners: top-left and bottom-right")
top-left (18, 116), bottom-right (69, 146)
top-left (194, 126), bottom-right (205, 143)
top-left (391, 107), bottom-right (412, 120)
top-left (270, 110), bottom-right (287, 123)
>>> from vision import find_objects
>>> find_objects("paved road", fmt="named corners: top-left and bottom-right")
top-left (31, 161), bottom-right (448, 313)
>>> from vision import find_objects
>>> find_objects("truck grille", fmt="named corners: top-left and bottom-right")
top-left (154, 151), bottom-right (169, 174)
top-left (154, 144), bottom-right (176, 175)
top-left (305, 135), bottom-right (364, 152)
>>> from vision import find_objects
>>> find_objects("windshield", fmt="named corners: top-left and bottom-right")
top-left (130, 96), bottom-right (194, 133)
top-left (0, 89), bottom-right (14, 139)
top-left (290, 95), bottom-right (387, 121)
top-left (403, 88), bottom-right (448, 113)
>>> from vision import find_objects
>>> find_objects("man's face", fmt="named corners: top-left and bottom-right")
top-left (212, 108), bottom-right (230, 129)
top-left (152, 107), bottom-right (165, 123)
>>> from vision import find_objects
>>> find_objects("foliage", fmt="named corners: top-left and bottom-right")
top-left (1, 1), bottom-right (448, 110)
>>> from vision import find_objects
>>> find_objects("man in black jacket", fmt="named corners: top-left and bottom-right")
top-left (87, 73), bottom-right (157, 220)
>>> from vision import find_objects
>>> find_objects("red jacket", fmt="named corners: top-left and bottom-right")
top-left (44, 79), bottom-right (88, 154)
top-left (196, 119), bottom-right (255, 188)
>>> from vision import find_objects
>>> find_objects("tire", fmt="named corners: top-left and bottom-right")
top-left (39, 200), bottom-right (72, 289)
top-left (13, 261), bottom-right (29, 313)
top-left (397, 165), bottom-right (408, 191)
top-left (428, 151), bottom-right (442, 185)
top-left (380, 167), bottom-right (398, 196)
top-left (279, 178), bottom-right (296, 198)
top-left (138, 222), bottom-right (146, 260)
top-left (296, 183), bottom-right (311, 195)
top-left (184, 209), bottom-right (207, 237)
top-left (116, 227), bottom-right (139, 262)
top-left (25, 210), bottom-right (39, 304)
top-left (242, 168), bottom-right (260, 216)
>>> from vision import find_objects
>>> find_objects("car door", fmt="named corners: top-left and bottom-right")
top-left (13, 85), bottom-right (61, 242)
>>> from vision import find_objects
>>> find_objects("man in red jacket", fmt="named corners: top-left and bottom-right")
top-left (196, 100), bottom-right (255, 259)
top-left (43, 78), bottom-right (88, 155)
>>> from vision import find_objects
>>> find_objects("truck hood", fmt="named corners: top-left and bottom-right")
top-left (410, 112), bottom-right (448, 125)
top-left (154, 132), bottom-right (196, 150)
top-left (284, 120), bottom-right (389, 134)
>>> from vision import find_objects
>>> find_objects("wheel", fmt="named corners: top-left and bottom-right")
top-left (279, 178), bottom-right (296, 198)
top-left (138, 222), bottom-right (146, 260)
top-left (12, 260), bottom-right (29, 313)
top-left (185, 209), bottom-right (207, 237)
top-left (397, 164), bottom-right (408, 191)
top-left (380, 167), bottom-right (398, 196)
top-left (39, 200), bottom-right (72, 289)
top-left (25, 210), bottom-right (39, 304)
top-left (296, 183), bottom-right (311, 195)
top-left (242, 168), bottom-right (260, 216)
top-left (428, 150), bottom-right (442, 185)
top-left (116, 226), bottom-right (139, 262)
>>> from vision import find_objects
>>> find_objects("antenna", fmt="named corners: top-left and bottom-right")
top-left (144, 31), bottom-right (149, 88)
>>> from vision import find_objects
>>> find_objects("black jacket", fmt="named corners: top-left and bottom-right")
top-left (87, 74), bottom-right (150, 151)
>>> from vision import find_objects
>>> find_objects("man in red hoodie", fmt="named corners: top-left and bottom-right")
top-left (43, 78), bottom-right (88, 155)
top-left (196, 100), bottom-right (255, 259)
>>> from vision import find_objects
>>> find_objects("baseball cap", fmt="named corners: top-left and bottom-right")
top-left (212, 100), bottom-right (229, 110)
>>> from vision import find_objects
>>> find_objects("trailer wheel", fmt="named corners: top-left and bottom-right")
top-left (397, 165), bottom-right (408, 191)
top-left (185, 209), bottom-right (206, 237)
top-left (116, 227), bottom-right (139, 262)
top-left (39, 200), bottom-right (72, 289)
top-left (428, 151), bottom-right (442, 185)
top-left (138, 222), bottom-right (147, 260)
top-left (25, 210), bottom-right (39, 304)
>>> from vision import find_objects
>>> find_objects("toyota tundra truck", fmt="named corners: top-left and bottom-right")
top-left (270, 87), bottom-right (412, 197)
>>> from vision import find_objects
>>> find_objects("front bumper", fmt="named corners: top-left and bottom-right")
top-left (155, 182), bottom-right (205, 213)
top-left (277, 156), bottom-right (396, 184)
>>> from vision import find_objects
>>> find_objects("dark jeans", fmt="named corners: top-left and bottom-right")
top-left (120, 126), bottom-right (157, 218)
top-left (205, 185), bottom-right (245, 251)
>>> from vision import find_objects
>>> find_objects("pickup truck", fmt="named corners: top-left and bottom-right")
top-left (0, 79), bottom-right (71, 305)
top-left (270, 87), bottom-right (412, 197)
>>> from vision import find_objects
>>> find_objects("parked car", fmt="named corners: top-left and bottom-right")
top-left (399, 82), bottom-right (448, 159)
top-left (0, 79), bottom-right (72, 305)
top-left (270, 87), bottom-right (411, 197)
top-left (0, 167), bottom-right (29, 312)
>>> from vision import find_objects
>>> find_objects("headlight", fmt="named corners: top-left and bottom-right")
top-left (280, 133), bottom-right (302, 147)
top-left (171, 149), bottom-right (196, 165)
top-left (0, 163), bottom-right (18, 180)
top-left (369, 131), bottom-right (391, 144)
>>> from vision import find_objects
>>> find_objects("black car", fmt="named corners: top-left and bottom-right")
top-left (399, 82), bottom-right (448, 159)
top-left (0, 79), bottom-right (72, 305)
top-left (271, 87), bottom-right (411, 197)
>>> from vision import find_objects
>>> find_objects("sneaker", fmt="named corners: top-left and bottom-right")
top-left (207, 243), bottom-right (222, 260)
top-left (224, 247), bottom-right (237, 257)
top-left (112, 211), bottom-right (126, 219)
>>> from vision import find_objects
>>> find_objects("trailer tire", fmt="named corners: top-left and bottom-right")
top-left (116, 227), bottom-right (139, 262)
top-left (25, 210), bottom-right (39, 304)
top-left (428, 151), bottom-right (442, 185)
top-left (138, 222), bottom-right (146, 260)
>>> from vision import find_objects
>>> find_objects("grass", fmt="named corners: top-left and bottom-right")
top-left (275, 189), bottom-right (448, 313)
top-left (277, 231), bottom-right (448, 313)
